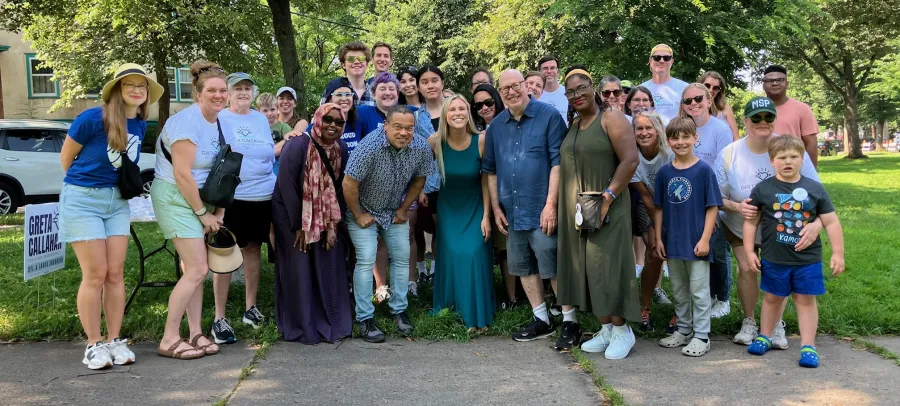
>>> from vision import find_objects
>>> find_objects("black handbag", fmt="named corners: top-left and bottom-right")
top-left (117, 151), bottom-right (143, 199)
top-left (162, 119), bottom-right (243, 208)
top-left (572, 124), bottom-right (609, 232)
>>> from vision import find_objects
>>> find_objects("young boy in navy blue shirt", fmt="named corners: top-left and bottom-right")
top-left (653, 117), bottom-right (722, 357)
top-left (744, 135), bottom-right (845, 368)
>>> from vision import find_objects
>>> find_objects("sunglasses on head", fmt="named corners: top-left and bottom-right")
top-left (346, 55), bottom-right (367, 64)
top-left (749, 113), bottom-right (776, 124)
top-left (601, 89), bottom-right (623, 98)
top-left (651, 55), bottom-right (673, 62)
top-left (703, 83), bottom-right (721, 92)
top-left (682, 95), bottom-right (704, 105)
top-left (322, 115), bottom-right (346, 127)
top-left (473, 98), bottom-right (495, 111)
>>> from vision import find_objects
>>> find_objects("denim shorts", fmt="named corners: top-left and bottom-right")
top-left (506, 228), bottom-right (557, 279)
top-left (150, 179), bottom-right (211, 240)
top-left (58, 184), bottom-right (130, 243)
top-left (760, 260), bottom-right (826, 297)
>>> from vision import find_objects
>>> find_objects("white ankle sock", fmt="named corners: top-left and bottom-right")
top-left (562, 309), bottom-right (577, 323)
top-left (533, 303), bottom-right (550, 324)
top-left (612, 324), bottom-right (630, 334)
top-left (416, 261), bottom-right (426, 274)
top-left (430, 261), bottom-right (436, 275)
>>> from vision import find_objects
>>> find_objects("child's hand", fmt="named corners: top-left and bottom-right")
top-left (654, 239), bottom-right (666, 260)
top-left (694, 239), bottom-right (710, 257)
top-left (747, 251), bottom-right (761, 273)
top-left (830, 255), bottom-right (845, 276)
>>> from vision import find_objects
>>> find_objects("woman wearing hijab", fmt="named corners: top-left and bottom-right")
top-left (272, 103), bottom-right (353, 344)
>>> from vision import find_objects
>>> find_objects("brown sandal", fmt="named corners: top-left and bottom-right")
top-left (190, 334), bottom-right (220, 355)
top-left (157, 339), bottom-right (204, 360)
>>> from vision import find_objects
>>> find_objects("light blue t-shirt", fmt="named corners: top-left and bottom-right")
top-left (218, 109), bottom-right (276, 201)
top-left (64, 106), bottom-right (145, 188)
top-left (154, 104), bottom-right (235, 187)
top-left (693, 116), bottom-right (733, 167)
top-left (640, 77), bottom-right (689, 123)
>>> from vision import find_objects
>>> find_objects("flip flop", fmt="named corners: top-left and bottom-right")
top-left (158, 339), bottom-right (205, 360)
top-left (190, 334), bottom-right (220, 355)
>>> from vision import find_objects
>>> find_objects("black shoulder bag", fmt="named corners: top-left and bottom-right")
top-left (118, 151), bottom-right (143, 199)
top-left (162, 119), bottom-right (243, 208)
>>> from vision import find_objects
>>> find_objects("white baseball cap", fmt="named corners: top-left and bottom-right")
top-left (276, 86), bottom-right (297, 100)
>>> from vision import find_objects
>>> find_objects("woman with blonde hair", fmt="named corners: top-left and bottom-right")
top-left (151, 60), bottom-right (233, 359)
top-left (698, 71), bottom-right (740, 140)
top-left (60, 63), bottom-right (163, 369)
top-left (428, 95), bottom-right (494, 330)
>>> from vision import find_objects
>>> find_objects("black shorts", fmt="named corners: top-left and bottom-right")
top-left (223, 199), bottom-right (272, 248)
top-left (416, 191), bottom-right (439, 234)
top-left (631, 196), bottom-right (650, 236)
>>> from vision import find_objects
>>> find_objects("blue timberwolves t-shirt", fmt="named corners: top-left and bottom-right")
top-left (749, 176), bottom-right (834, 265)
top-left (64, 107), bottom-right (146, 188)
top-left (653, 160), bottom-right (723, 261)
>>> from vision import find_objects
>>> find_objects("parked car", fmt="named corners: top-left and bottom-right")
top-left (0, 119), bottom-right (156, 214)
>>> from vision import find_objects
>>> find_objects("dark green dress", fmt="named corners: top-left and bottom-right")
top-left (432, 134), bottom-right (495, 328)
top-left (557, 115), bottom-right (640, 321)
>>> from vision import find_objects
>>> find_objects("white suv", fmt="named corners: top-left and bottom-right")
top-left (0, 119), bottom-right (156, 214)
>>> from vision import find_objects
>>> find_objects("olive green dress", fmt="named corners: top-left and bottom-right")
top-left (557, 115), bottom-right (641, 321)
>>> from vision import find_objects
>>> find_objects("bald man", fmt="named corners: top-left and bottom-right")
top-left (640, 44), bottom-right (689, 123)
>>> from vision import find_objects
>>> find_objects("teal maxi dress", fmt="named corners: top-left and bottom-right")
top-left (432, 134), bottom-right (495, 328)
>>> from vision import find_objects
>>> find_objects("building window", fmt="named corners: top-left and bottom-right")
top-left (167, 67), bottom-right (177, 100)
top-left (26, 54), bottom-right (59, 98)
top-left (179, 67), bottom-right (192, 101)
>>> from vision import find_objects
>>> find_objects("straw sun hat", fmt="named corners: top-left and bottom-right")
top-left (100, 63), bottom-right (164, 104)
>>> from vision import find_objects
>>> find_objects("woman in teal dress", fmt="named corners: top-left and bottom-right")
top-left (430, 95), bottom-right (495, 330)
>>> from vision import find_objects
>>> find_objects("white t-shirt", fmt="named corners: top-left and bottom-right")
top-left (715, 136), bottom-right (820, 241)
top-left (640, 77), bottom-right (689, 123)
top-left (155, 104), bottom-right (236, 187)
top-left (694, 116), bottom-right (734, 167)
top-left (538, 86), bottom-right (569, 124)
top-left (631, 150), bottom-right (674, 197)
top-left (218, 109), bottom-right (276, 201)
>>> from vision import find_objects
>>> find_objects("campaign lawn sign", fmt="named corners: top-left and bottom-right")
top-left (24, 203), bottom-right (66, 281)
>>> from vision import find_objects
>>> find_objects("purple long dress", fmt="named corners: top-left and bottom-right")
top-left (272, 135), bottom-right (352, 344)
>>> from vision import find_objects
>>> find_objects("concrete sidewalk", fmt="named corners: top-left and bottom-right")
top-left (1, 335), bottom-right (898, 405)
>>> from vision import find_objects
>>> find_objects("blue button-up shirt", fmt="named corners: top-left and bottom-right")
top-left (345, 127), bottom-right (435, 229)
top-left (482, 99), bottom-right (567, 231)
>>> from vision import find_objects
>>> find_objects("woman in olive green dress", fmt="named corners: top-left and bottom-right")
top-left (556, 66), bottom-right (641, 360)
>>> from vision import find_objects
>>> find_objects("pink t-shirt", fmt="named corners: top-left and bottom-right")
top-left (774, 98), bottom-right (819, 138)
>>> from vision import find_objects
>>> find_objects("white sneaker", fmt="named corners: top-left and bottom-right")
top-left (374, 285), bottom-right (391, 303)
top-left (717, 300), bottom-right (731, 318)
top-left (733, 317), bottom-right (758, 345)
top-left (654, 288), bottom-right (672, 305)
top-left (82, 342), bottom-right (113, 370)
top-left (605, 325), bottom-right (636, 360)
top-left (710, 299), bottom-right (722, 318)
top-left (107, 338), bottom-right (135, 365)
top-left (408, 281), bottom-right (419, 298)
top-left (581, 324), bottom-right (612, 353)
top-left (772, 320), bottom-right (789, 349)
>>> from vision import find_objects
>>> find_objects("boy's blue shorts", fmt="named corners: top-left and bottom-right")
top-left (760, 260), bottom-right (826, 297)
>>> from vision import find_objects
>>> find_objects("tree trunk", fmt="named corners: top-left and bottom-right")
top-left (843, 119), bottom-right (850, 155)
top-left (153, 52), bottom-right (170, 131)
top-left (267, 0), bottom-right (307, 116)
top-left (875, 120), bottom-right (886, 151)
top-left (842, 85), bottom-right (866, 159)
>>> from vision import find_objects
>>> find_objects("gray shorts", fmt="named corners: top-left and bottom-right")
top-left (506, 228), bottom-right (557, 279)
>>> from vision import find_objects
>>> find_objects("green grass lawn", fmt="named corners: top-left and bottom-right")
top-left (1, 152), bottom-right (898, 343)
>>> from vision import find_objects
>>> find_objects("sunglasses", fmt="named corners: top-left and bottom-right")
top-left (749, 113), bottom-right (776, 124)
top-left (346, 55), bottom-right (367, 64)
top-left (601, 89), bottom-right (623, 98)
top-left (651, 55), bottom-right (673, 62)
top-left (322, 115), bottom-right (346, 127)
top-left (682, 95), bottom-right (704, 105)
top-left (703, 83), bottom-right (721, 93)
top-left (473, 98), bottom-right (496, 111)
top-left (331, 91), bottom-right (353, 98)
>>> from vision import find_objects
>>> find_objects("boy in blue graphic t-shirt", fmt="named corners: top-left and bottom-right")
top-left (743, 135), bottom-right (845, 368)
top-left (653, 117), bottom-right (722, 358)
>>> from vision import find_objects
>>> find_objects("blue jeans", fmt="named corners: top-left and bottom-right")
top-left (709, 228), bottom-right (733, 301)
top-left (347, 212), bottom-right (411, 321)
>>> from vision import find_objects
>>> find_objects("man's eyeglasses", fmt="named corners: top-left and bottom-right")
top-left (601, 89), bottom-right (623, 98)
top-left (498, 81), bottom-right (524, 96)
top-left (322, 115), bottom-right (346, 127)
top-left (565, 84), bottom-right (592, 98)
top-left (346, 55), bottom-right (367, 64)
top-left (749, 113), bottom-right (776, 124)
top-left (762, 78), bottom-right (786, 85)
top-left (651, 55), bottom-right (673, 62)
top-left (390, 123), bottom-right (415, 133)
top-left (473, 98), bottom-right (496, 111)
top-left (682, 95), bottom-right (704, 105)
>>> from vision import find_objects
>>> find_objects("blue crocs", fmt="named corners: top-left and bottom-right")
top-left (747, 335), bottom-right (772, 356)
top-left (799, 345), bottom-right (819, 368)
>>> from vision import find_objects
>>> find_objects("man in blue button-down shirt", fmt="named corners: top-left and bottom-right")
top-left (344, 105), bottom-right (434, 343)
top-left (482, 69), bottom-right (570, 342)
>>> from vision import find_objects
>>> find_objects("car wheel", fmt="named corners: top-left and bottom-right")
top-left (0, 182), bottom-right (20, 214)
top-left (141, 171), bottom-right (155, 197)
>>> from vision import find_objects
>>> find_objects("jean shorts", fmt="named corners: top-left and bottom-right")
top-left (58, 184), bottom-right (130, 243)
top-left (760, 259), bottom-right (826, 297)
top-left (150, 179), bottom-right (211, 240)
top-left (506, 228), bottom-right (558, 279)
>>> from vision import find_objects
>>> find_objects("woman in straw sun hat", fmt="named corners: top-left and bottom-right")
top-left (59, 62), bottom-right (163, 370)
